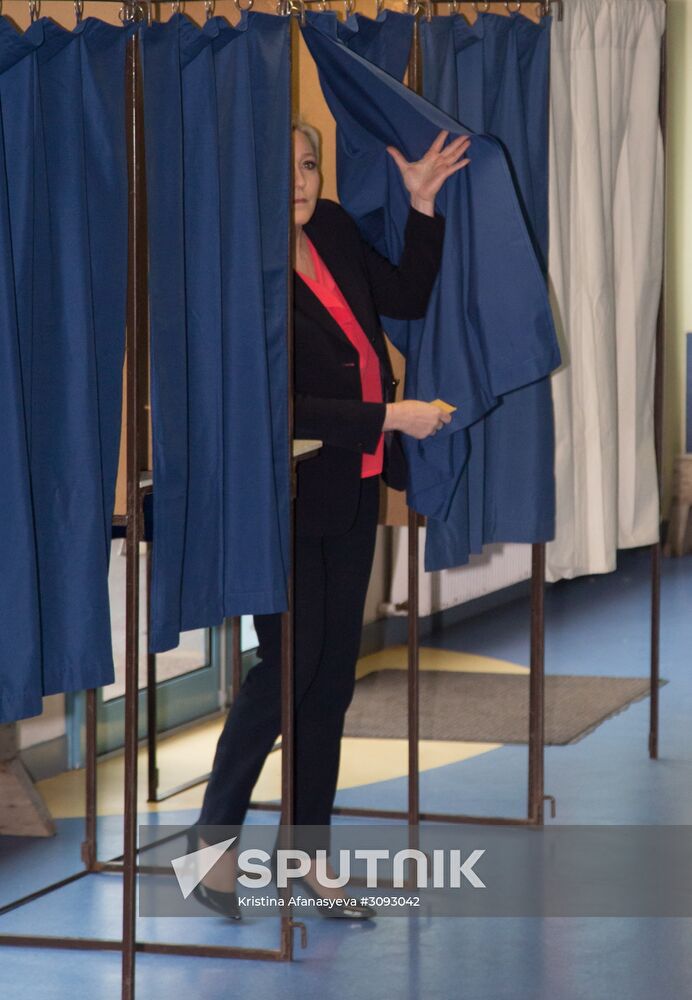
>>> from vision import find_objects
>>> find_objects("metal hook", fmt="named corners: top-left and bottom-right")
top-left (276, 0), bottom-right (291, 14)
top-left (505, 0), bottom-right (521, 11)
top-left (29, 0), bottom-right (40, 22)
top-left (424, 0), bottom-right (432, 22)
top-left (406, 0), bottom-right (420, 15)
top-left (344, 0), bottom-right (355, 15)
top-left (74, 0), bottom-right (83, 23)
top-left (234, 0), bottom-right (255, 9)
top-left (171, 0), bottom-right (180, 13)
top-left (472, 0), bottom-right (490, 11)
top-left (376, 0), bottom-right (385, 13)
top-left (289, 0), bottom-right (306, 24)
top-left (204, 0), bottom-right (215, 20)
top-left (449, 0), bottom-right (459, 14)
top-left (119, 1), bottom-right (147, 22)
top-left (316, 0), bottom-right (328, 10)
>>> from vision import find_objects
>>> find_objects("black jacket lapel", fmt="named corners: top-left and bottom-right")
top-left (299, 205), bottom-right (393, 373)
top-left (293, 271), bottom-right (355, 354)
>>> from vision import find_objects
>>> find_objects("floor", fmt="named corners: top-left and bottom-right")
top-left (1, 545), bottom-right (692, 1000)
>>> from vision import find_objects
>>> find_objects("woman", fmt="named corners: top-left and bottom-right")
top-left (191, 120), bottom-right (471, 920)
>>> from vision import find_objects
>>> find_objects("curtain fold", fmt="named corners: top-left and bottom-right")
top-left (0, 17), bottom-right (130, 723)
top-left (302, 12), bottom-right (560, 572)
top-left (546, 0), bottom-right (664, 581)
top-left (335, 9), bottom-right (414, 79)
top-left (419, 11), bottom-right (556, 570)
top-left (142, 12), bottom-right (291, 654)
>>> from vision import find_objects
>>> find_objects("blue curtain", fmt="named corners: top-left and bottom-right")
top-left (301, 13), bottom-right (560, 570)
top-left (334, 9), bottom-right (414, 79)
top-left (0, 18), bottom-right (130, 723)
top-left (421, 12), bottom-right (549, 261)
top-left (420, 12), bottom-right (555, 569)
top-left (142, 12), bottom-right (291, 654)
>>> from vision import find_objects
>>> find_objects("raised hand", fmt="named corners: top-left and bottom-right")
top-left (385, 130), bottom-right (471, 215)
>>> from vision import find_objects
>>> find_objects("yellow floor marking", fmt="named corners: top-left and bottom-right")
top-left (38, 646), bottom-right (525, 820)
top-left (355, 644), bottom-right (529, 679)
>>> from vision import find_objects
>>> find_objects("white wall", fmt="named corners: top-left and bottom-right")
top-left (18, 695), bottom-right (65, 752)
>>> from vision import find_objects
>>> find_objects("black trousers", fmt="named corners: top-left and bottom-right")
top-left (196, 475), bottom-right (380, 851)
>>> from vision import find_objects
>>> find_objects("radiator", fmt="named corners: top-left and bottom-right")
top-left (381, 527), bottom-right (532, 618)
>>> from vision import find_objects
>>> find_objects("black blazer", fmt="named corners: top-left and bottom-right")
top-left (294, 198), bottom-right (445, 536)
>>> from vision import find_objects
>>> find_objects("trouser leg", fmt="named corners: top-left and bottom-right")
top-left (292, 476), bottom-right (380, 850)
top-left (197, 533), bottom-right (326, 828)
top-left (197, 476), bottom-right (379, 851)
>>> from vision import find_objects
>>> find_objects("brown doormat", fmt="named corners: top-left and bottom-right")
top-left (342, 670), bottom-right (666, 746)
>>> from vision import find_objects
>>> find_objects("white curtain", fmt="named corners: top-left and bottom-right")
top-left (546, 0), bottom-right (665, 581)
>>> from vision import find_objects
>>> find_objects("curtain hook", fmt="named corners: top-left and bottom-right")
top-left (74, 0), bottom-right (83, 23)
top-left (171, 0), bottom-right (180, 13)
top-left (29, 0), bottom-right (40, 22)
top-left (504, 0), bottom-right (521, 11)
top-left (317, 0), bottom-right (328, 10)
top-left (472, 0), bottom-right (490, 12)
top-left (376, 0), bottom-right (384, 13)
top-left (540, 0), bottom-right (559, 19)
top-left (450, 0), bottom-right (458, 13)
top-left (406, 0), bottom-right (420, 15)
top-left (424, 0), bottom-right (432, 22)
top-left (119, 1), bottom-right (147, 22)
top-left (234, 0), bottom-right (255, 9)
top-left (344, 0), bottom-right (355, 15)
top-left (289, 0), bottom-right (306, 24)
top-left (204, 0), bottom-right (215, 20)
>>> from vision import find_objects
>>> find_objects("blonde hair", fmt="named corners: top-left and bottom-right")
top-left (293, 116), bottom-right (322, 165)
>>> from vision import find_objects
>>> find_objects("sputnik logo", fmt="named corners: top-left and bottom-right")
top-left (170, 836), bottom-right (238, 899)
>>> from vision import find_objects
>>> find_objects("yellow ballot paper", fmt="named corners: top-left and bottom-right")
top-left (431, 398), bottom-right (457, 414)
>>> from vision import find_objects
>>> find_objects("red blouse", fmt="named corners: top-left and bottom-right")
top-left (297, 236), bottom-right (384, 478)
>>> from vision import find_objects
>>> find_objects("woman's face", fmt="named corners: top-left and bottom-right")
top-left (294, 129), bottom-right (321, 227)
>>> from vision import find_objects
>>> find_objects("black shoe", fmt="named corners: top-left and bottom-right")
top-left (269, 852), bottom-right (376, 921)
top-left (191, 879), bottom-right (242, 920)
top-left (185, 827), bottom-right (242, 921)
top-left (293, 875), bottom-right (376, 921)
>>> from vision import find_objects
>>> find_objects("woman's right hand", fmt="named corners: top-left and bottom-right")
top-left (383, 400), bottom-right (452, 439)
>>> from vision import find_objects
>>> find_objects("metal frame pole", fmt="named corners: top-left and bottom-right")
top-left (650, 17), bottom-right (667, 761)
top-left (82, 689), bottom-right (98, 869)
top-left (121, 18), bottom-right (147, 996)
